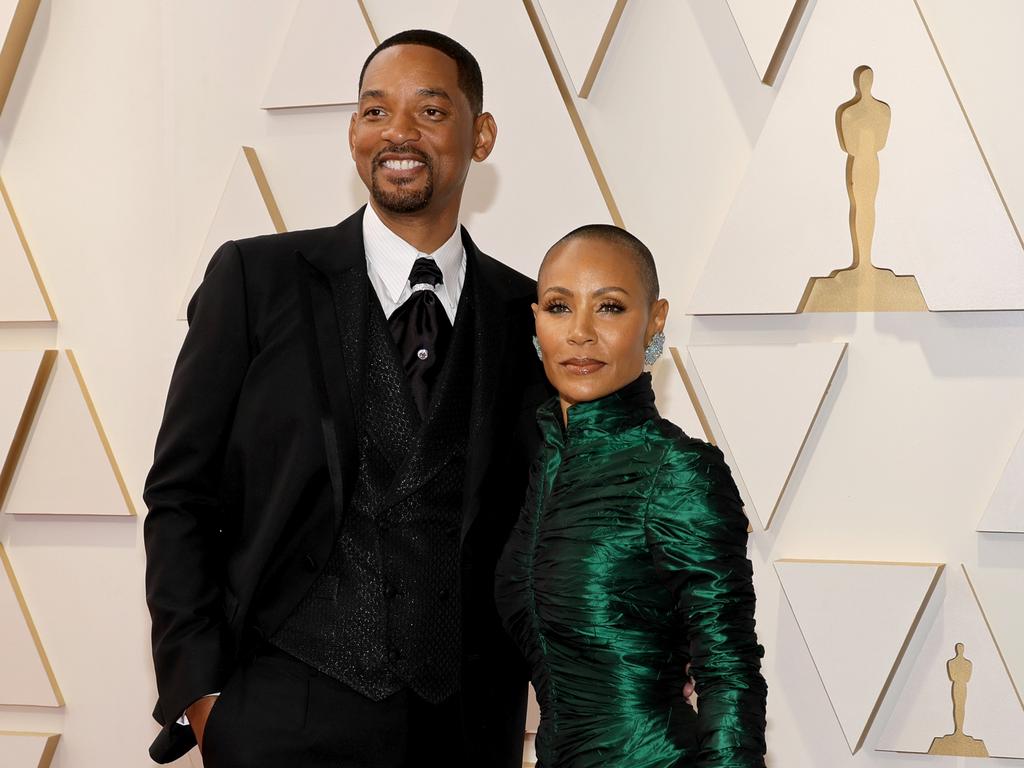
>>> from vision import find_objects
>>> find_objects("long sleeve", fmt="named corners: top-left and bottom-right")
top-left (143, 241), bottom-right (252, 728)
top-left (644, 441), bottom-right (767, 768)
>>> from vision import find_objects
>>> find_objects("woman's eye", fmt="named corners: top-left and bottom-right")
top-left (543, 302), bottom-right (570, 313)
top-left (598, 301), bottom-right (625, 313)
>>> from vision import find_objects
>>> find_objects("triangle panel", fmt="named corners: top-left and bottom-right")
top-left (690, 0), bottom-right (1024, 314)
top-left (0, 732), bottom-right (59, 768)
top-left (0, 547), bottom-right (63, 707)
top-left (978, 429), bottom-right (1024, 533)
top-left (536, 0), bottom-right (625, 97)
top-left (726, 0), bottom-right (807, 85)
top-left (0, 350), bottom-right (52, 483)
top-left (0, 179), bottom-right (54, 322)
top-left (262, 0), bottom-right (377, 109)
top-left (877, 565), bottom-right (1024, 758)
top-left (2, 351), bottom-right (135, 516)
top-left (688, 343), bottom-right (846, 528)
top-left (776, 560), bottom-right (943, 753)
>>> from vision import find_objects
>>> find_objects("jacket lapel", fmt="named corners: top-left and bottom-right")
top-left (297, 207), bottom-right (369, 528)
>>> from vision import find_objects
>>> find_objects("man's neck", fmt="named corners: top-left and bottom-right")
top-left (369, 201), bottom-right (461, 254)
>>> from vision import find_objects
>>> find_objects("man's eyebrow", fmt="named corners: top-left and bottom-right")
top-left (417, 88), bottom-right (453, 101)
top-left (359, 88), bottom-right (386, 101)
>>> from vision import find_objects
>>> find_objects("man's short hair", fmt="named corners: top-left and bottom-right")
top-left (358, 29), bottom-right (484, 116)
top-left (549, 224), bottom-right (661, 301)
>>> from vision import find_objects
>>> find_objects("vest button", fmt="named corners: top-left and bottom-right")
top-left (388, 647), bottom-right (402, 662)
top-left (417, 348), bottom-right (429, 360)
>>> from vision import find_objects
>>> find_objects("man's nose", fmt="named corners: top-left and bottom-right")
top-left (381, 112), bottom-right (421, 145)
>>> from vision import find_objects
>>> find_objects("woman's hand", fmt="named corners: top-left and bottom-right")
top-left (186, 695), bottom-right (219, 752)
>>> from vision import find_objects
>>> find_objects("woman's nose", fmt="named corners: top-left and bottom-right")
top-left (568, 313), bottom-right (596, 345)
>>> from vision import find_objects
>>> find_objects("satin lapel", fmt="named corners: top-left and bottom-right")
top-left (297, 207), bottom-right (368, 528)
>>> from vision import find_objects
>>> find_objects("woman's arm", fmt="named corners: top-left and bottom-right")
top-left (644, 439), bottom-right (767, 768)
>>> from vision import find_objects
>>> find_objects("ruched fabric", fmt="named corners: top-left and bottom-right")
top-left (495, 373), bottom-right (767, 767)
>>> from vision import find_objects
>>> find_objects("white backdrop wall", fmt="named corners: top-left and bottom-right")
top-left (0, 1), bottom-right (1023, 766)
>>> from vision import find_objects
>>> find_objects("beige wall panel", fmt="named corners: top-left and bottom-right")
top-left (261, 0), bottom-right (376, 109)
top-left (0, 0), bottom-right (41, 116)
top-left (776, 560), bottom-right (943, 754)
top-left (917, 0), bottom-right (1024, 265)
top-left (0, 546), bottom-right (62, 707)
top-left (535, 0), bottom-right (624, 97)
top-left (690, 0), bottom-right (1024, 314)
top-left (726, 0), bottom-right (808, 85)
top-left (178, 147), bottom-right (283, 319)
top-left (978, 429), bottom-right (1024, 534)
top-left (364, 0), bottom-right (613, 278)
top-left (2, 351), bottom-right (133, 516)
top-left (877, 565), bottom-right (1024, 758)
top-left (0, 731), bottom-right (59, 768)
top-left (0, 179), bottom-right (53, 322)
top-left (688, 343), bottom-right (846, 529)
top-left (361, 0), bottom-right (459, 40)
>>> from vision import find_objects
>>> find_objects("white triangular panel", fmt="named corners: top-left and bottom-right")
top-left (776, 560), bottom-right (943, 753)
top-left (0, 180), bottom-right (53, 322)
top-left (688, 343), bottom-right (846, 528)
top-left (0, 0), bottom-right (42, 116)
top-left (0, 732), bottom-right (59, 768)
top-left (0, 350), bottom-right (47, 473)
top-left (179, 149), bottom-right (281, 320)
top-left (536, 0), bottom-right (623, 97)
top-left (917, 0), bottom-right (1024, 271)
top-left (690, 0), bottom-right (1024, 314)
top-left (877, 566), bottom-right (1024, 758)
top-left (2, 351), bottom-right (134, 516)
top-left (363, 0), bottom-right (613, 278)
top-left (978, 429), bottom-right (1024, 533)
top-left (262, 0), bottom-right (376, 109)
top-left (726, 0), bottom-right (803, 84)
top-left (0, 547), bottom-right (62, 707)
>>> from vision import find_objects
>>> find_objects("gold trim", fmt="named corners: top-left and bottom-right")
top-left (0, 732), bottom-right (61, 768)
top-left (762, 0), bottom-right (810, 87)
top-left (0, 0), bottom-right (41, 116)
top-left (242, 147), bottom-right (287, 234)
top-left (356, 0), bottom-right (380, 47)
top-left (64, 350), bottom-right (137, 516)
top-left (0, 545), bottom-right (64, 706)
top-left (522, 0), bottom-right (624, 227)
top-left (961, 563), bottom-right (1024, 713)
top-left (668, 347), bottom-right (716, 447)
top-left (0, 350), bottom-right (56, 512)
top-left (578, 0), bottom-right (628, 99)
top-left (0, 178), bottom-right (57, 322)
top-left (913, 0), bottom-right (1024, 253)
top-left (776, 559), bottom-right (945, 753)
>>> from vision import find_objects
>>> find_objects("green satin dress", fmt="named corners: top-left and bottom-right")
top-left (495, 373), bottom-right (767, 767)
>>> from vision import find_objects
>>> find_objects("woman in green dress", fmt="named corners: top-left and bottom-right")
top-left (495, 225), bottom-right (767, 767)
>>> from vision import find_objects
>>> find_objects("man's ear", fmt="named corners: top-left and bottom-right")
top-left (472, 112), bottom-right (497, 162)
top-left (348, 112), bottom-right (357, 157)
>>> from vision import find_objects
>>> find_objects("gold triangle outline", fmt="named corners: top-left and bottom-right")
top-left (0, 0), bottom-right (42, 116)
top-left (775, 558), bottom-right (945, 753)
top-left (0, 731), bottom-right (61, 768)
top-left (0, 178), bottom-right (57, 322)
top-left (0, 546), bottom-right (65, 707)
top-left (0, 350), bottom-right (57, 510)
top-left (576, 0), bottom-right (628, 99)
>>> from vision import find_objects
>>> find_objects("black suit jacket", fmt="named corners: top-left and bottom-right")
top-left (144, 207), bottom-right (549, 764)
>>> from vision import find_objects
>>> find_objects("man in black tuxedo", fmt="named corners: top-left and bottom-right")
top-left (144, 30), bottom-right (548, 768)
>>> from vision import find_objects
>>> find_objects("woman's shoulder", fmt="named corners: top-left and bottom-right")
top-left (644, 417), bottom-right (730, 477)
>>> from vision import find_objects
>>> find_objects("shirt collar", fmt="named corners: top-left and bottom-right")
top-left (362, 203), bottom-right (464, 306)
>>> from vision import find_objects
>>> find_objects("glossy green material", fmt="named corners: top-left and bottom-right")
top-left (496, 374), bottom-right (766, 767)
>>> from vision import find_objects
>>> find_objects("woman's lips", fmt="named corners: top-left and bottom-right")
top-left (560, 358), bottom-right (605, 376)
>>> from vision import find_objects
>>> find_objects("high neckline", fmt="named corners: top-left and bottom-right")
top-left (539, 373), bottom-right (659, 445)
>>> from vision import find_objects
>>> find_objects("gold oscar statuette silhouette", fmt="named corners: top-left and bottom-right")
top-left (799, 66), bottom-right (928, 312)
top-left (928, 642), bottom-right (989, 757)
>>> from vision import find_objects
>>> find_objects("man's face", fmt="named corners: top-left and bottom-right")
top-left (350, 44), bottom-right (490, 217)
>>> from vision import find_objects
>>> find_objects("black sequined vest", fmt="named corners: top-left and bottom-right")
top-left (271, 279), bottom-right (473, 703)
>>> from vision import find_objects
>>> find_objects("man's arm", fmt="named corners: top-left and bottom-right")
top-left (144, 241), bottom-right (252, 734)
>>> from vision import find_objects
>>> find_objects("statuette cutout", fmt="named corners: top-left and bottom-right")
top-left (928, 643), bottom-right (990, 757)
top-left (800, 66), bottom-right (927, 312)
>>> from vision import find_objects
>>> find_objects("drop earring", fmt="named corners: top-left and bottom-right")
top-left (532, 336), bottom-right (543, 361)
top-left (644, 331), bottom-right (665, 366)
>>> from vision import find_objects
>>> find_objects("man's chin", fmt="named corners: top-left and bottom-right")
top-left (371, 190), bottom-right (432, 215)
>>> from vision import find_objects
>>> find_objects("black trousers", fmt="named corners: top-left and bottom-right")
top-left (200, 645), bottom-right (464, 768)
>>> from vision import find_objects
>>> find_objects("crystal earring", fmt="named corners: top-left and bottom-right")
top-left (532, 336), bottom-right (543, 361)
top-left (644, 331), bottom-right (665, 366)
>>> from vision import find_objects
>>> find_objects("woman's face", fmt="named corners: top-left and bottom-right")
top-left (533, 237), bottom-right (668, 420)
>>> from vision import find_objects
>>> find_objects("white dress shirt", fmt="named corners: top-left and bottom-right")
top-left (362, 203), bottom-right (466, 323)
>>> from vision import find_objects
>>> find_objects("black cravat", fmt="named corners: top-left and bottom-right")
top-left (388, 257), bottom-right (453, 419)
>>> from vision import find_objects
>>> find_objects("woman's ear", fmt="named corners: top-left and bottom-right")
top-left (648, 298), bottom-right (669, 341)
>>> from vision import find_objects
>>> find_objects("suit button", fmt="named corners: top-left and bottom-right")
top-left (388, 647), bottom-right (402, 662)
top-left (303, 554), bottom-right (317, 572)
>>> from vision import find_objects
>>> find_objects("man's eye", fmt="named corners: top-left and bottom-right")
top-left (424, 108), bottom-right (445, 118)
top-left (363, 107), bottom-right (385, 117)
